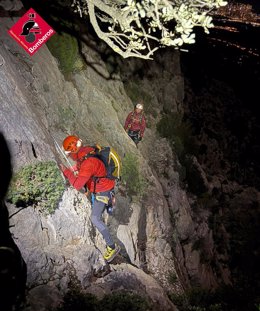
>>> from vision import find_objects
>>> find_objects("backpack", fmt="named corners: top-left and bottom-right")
top-left (86, 144), bottom-right (122, 181)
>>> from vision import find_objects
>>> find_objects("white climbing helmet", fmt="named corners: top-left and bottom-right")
top-left (136, 103), bottom-right (143, 110)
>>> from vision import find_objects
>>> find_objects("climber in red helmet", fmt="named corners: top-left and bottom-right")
top-left (60, 135), bottom-right (120, 263)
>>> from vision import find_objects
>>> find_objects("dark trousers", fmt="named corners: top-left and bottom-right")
top-left (128, 130), bottom-right (140, 145)
top-left (91, 191), bottom-right (114, 247)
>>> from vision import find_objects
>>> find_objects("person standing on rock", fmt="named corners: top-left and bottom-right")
top-left (124, 103), bottom-right (146, 145)
top-left (59, 135), bottom-right (120, 263)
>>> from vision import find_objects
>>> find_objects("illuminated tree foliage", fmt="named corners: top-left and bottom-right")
top-left (72, 0), bottom-right (227, 59)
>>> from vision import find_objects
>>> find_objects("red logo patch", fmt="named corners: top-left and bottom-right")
top-left (8, 8), bottom-right (55, 56)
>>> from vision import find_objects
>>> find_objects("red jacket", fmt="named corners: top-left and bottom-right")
top-left (63, 147), bottom-right (115, 193)
top-left (124, 111), bottom-right (146, 137)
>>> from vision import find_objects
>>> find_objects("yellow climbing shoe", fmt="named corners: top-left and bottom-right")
top-left (103, 244), bottom-right (121, 263)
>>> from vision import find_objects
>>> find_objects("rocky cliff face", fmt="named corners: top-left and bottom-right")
top-left (0, 2), bottom-right (181, 310)
top-left (2, 0), bottom-right (256, 310)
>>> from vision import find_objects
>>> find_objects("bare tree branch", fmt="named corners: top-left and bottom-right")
top-left (72, 0), bottom-right (228, 59)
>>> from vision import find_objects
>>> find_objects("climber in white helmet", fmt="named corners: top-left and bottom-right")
top-left (124, 103), bottom-right (146, 146)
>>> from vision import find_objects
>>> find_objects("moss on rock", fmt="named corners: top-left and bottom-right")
top-left (47, 32), bottom-right (85, 74)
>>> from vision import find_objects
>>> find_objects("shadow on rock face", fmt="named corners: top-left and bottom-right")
top-left (0, 132), bottom-right (27, 311)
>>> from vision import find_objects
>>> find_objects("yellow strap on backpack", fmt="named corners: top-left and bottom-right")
top-left (91, 144), bottom-right (121, 180)
top-left (109, 147), bottom-right (121, 179)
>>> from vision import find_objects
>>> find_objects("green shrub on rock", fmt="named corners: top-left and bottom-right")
top-left (57, 290), bottom-right (150, 311)
top-left (57, 290), bottom-right (99, 311)
top-left (121, 153), bottom-right (147, 198)
top-left (7, 161), bottom-right (65, 214)
top-left (47, 32), bottom-right (85, 74)
top-left (169, 288), bottom-right (223, 311)
top-left (99, 291), bottom-right (149, 311)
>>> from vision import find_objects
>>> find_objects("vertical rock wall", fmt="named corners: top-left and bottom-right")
top-left (0, 2), bottom-right (181, 310)
top-left (0, 0), bottom-right (236, 309)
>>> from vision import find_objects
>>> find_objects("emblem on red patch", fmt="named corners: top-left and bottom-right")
top-left (8, 8), bottom-right (55, 55)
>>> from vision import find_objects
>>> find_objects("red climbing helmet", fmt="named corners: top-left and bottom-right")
top-left (62, 135), bottom-right (82, 153)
